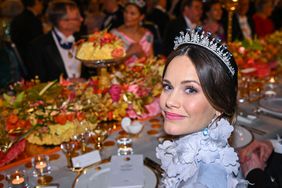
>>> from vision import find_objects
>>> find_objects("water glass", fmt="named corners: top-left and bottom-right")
top-left (31, 154), bottom-right (51, 177)
top-left (117, 137), bottom-right (133, 156)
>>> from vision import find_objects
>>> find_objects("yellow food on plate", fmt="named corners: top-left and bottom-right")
top-left (76, 31), bottom-right (126, 61)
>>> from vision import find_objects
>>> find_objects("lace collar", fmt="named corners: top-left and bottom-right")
top-left (156, 118), bottom-right (247, 188)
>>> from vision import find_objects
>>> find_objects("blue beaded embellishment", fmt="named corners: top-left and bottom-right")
top-left (203, 128), bottom-right (209, 136)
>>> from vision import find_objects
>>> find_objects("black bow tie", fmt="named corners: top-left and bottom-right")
top-left (53, 30), bottom-right (73, 50)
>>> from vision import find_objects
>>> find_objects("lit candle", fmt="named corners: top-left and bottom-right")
top-left (269, 77), bottom-right (275, 83)
top-left (35, 161), bottom-right (47, 169)
top-left (11, 175), bottom-right (24, 185)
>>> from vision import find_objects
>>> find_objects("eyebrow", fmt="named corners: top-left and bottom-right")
top-left (162, 79), bottom-right (200, 86)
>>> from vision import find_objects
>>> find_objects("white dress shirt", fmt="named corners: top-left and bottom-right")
top-left (52, 28), bottom-right (81, 78)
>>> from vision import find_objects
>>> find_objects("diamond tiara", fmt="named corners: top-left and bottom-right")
top-left (173, 27), bottom-right (235, 77)
top-left (127, 0), bottom-right (146, 8)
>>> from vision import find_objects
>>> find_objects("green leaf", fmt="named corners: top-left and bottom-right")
top-left (14, 92), bottom-right (25, 107)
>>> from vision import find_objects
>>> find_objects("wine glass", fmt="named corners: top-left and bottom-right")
top-left (73, 120), bottom-right (93, 153)
top-left (60, 142), bottom-right (76, 169)
top-left (92, 125), bottom-right (108, 150)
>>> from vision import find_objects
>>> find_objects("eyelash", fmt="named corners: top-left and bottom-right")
top-left (162, 83), bottom-right (198, 94)
top-left (185, 86), bottom-right (198, 94)
top-left (162, 83), bottom-right (172, 91)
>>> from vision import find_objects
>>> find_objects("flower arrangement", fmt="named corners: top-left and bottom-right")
top-left (76, 30), bottom-right (126, 61)
top-left (0, 56), bottom-right (165, 153)
top-left (228, 31), bottom-right (282, 77)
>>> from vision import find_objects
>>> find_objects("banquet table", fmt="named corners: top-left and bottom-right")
top-left (0, 117), bottom-right (164, 188)
top-left (1, 92), bottom-right (282, 188)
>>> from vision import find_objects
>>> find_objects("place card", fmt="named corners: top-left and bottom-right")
top-left (109, 155), bottom-right (144, 188)
top-left (71, 150), bottom-right (101, 168)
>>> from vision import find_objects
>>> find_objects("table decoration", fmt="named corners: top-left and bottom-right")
top-left (31, 155), bottom-right (51, 177)
top-left (229, 31), bottom-right (282, 78)
top-left (0, 54), bottom-right (164, 167)
top-left (6, 169), bottom-right (30, 188)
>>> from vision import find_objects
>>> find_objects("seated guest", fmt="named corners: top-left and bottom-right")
top-left (111, 0), bottom-right (154, 66)
top-left (28, 0), bottom-right (87, 82)
top-left (0, 40), bottom-right (26, 91)
top-left (156, 27), bottom-right (247, 187)
top-left (239, 139), bottom-right (282, 187)
top-left (100, 0), bottom-right (124, 30)
top-left (252, 0), bottom-right (275, 38)
top-left (202, 0), bottom-right (225, 41)
top-left (230, 0), bottom-right (255, 41)
top-left (146, 0), bottom-right (170, 38)
top-left (84, 0), bottom-right (105, 34)
top-left (163, 0), bottom-right (203, 56)
top-left (10, 0), bottom-right (44, 74)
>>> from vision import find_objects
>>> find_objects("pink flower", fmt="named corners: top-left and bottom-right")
top-left (126, 106), bottom-right (138, 119)
top-left (145, 99), bottom-right (161, 117)
top-left (127, 84), bottom-right (140, 96)
top-left (109, 84), bottom-right (122, 102)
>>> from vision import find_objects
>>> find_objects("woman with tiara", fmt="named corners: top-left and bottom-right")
top-left (111, 0), bottom-right (154, 66)
top-left (156, 27), bottom-right (248, 187)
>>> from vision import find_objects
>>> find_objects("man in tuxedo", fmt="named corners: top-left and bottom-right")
top-left (100, 0), bottom-right (124, 30)
top-left (147, 0), bottom-right (170, 38)
top-left (163, 0), bottom-right (203, 56)
top-left (28, 0), bottom-right (87, 82)
top-left (10, 0), bottom-right (43, 78)
top-left (227, 0), bottom-right (255, 41)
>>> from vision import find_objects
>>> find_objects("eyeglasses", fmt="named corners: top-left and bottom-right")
top-left (62, 16), bottom-right (83, 22)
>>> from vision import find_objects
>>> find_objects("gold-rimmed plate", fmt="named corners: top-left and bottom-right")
top-left (72, 160), bottom-right (158, 188)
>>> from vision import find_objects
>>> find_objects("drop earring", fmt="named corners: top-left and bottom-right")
top-left (203, 128), bottom-right (209, 136)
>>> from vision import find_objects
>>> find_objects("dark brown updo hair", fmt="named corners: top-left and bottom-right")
top-left (163, 43), bottom-right (238, 123)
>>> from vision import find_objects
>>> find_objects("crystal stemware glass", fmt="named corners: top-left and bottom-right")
top-left (92, 125), bottom-right (108, 150)
top-left (60, 142), bottom-right (76, 168)
top-left (73, 120), bottom-right (93, 153)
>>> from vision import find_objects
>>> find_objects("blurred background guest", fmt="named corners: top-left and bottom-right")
top-left (111, 0), bottom-right (154, 66)
top-left (252, 0), bottom-right (275, 38)
top-left (83, 0), bottom-right (105, 34)
top-left (0, 0), bottom-right (27, 90)
top-left (271, 0), bottom-right (282, 31)
top-left (100, 0), bottom-right (124, 30)
top-left (163, 0), bottom-right (203, 55)
top-left (27, 0), bottom-right (87, 82)
top-left (202, 0), bottom-right (225, 41)
top-left (146, 0), bottom-right (170, 39)
top-left (228, 0), bottom-right (255, 41)
top-left (10, 0), bottom-right (44, 74)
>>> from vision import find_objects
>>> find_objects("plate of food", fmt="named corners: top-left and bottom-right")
top-left (76, 31), bottom-right (126, 68)
top-left (73, 161), bottom-right (158, 188)
top-left (229, 125), bottom-right (253, 149)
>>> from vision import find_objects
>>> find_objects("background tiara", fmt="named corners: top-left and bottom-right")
top-left (174, 27), bottom-right (235, 77)
top-left (128, 0), bottom-right (146, 8)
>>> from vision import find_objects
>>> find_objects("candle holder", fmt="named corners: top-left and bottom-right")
top-left (31, 155), bottom-right (51, 177)
top-left (6, 169), bottom-right (30, 188)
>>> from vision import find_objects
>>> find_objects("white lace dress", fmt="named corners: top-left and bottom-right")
top-left (156, 118), bottom-right (248, 188)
